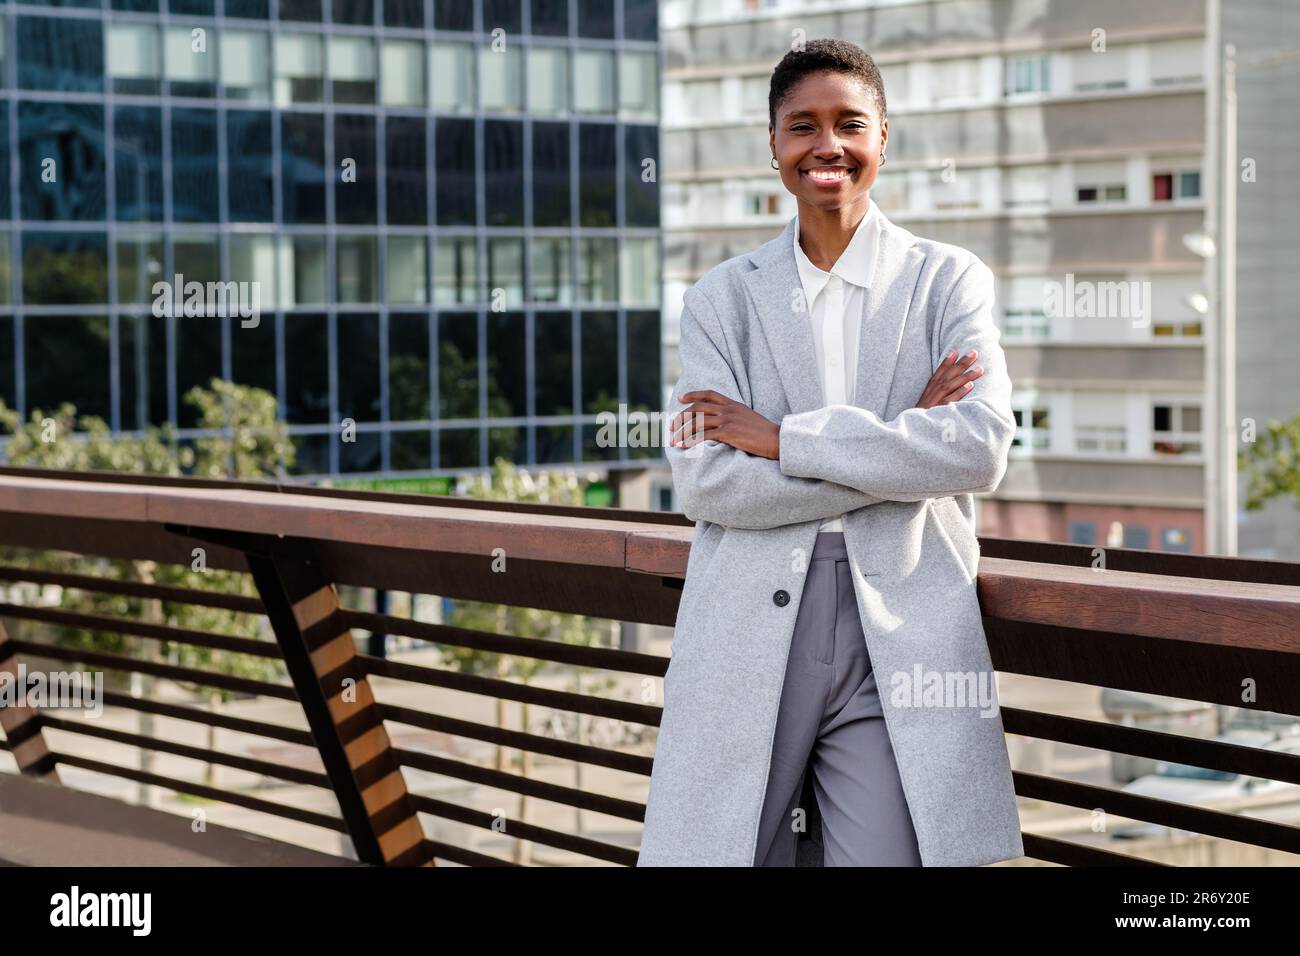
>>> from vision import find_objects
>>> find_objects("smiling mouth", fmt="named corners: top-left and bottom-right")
top-left (802, 165), bottom-right (857, 184)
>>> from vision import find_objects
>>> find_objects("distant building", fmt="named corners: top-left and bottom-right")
top-left (654, 0), bottom-right (1300, 558)
top-left (0, 0), bottom-right (664, 482)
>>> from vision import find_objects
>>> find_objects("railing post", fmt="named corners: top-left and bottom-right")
top-left (243, 544), bottom-right (430, 867)
top-left (0, 621), bottom-right (59, 780)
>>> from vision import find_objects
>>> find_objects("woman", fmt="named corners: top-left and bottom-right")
top-left (637, 39), bottom-right (1024, 866)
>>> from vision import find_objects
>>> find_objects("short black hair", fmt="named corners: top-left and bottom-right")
top-left (768, 38), bottom-right (886, 128)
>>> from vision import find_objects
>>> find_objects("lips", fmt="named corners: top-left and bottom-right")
top-left (802, 165), bottom-right (857, 184)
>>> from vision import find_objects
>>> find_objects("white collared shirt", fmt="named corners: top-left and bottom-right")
top-left (792, 199), bottom-right (882, 532)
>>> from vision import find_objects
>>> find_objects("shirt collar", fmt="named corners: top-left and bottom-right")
top-left (792, 199), bottom-right (881, 300)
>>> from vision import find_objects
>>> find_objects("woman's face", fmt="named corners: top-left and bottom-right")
top-left (770, 70), bottom-right (888, 213)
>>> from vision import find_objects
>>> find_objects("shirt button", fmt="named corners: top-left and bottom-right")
top-left (773, 589), bottom-right (790, 607)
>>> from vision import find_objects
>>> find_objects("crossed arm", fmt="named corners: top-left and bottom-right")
top-left (666, 260), bottom-right (1015, 530)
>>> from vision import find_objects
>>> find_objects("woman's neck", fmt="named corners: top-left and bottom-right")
top-left (796, 195), bottom-right (873, 272)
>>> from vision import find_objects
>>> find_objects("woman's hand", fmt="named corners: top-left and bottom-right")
top-left (914, 350), bottom-right (983, 409)
top-left (669, 390), bottom-right (781, 460)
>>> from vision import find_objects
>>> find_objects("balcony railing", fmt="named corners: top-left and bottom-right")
top-left (1, 464), bottom-right (1298, 866)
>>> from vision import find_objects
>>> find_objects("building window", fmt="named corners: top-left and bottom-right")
top-left (277, 235), bottom-right (327, 307)
top-left (1012, 405), bottom-right (1050, 450)
top-left (930, 57), bottom-right (981, 104)
top-left (381, 40), bottom-right (425, 107)
top-left (620, 51), bottom-right (659, 119)
top-left (1003, 165), bottom-right (1051, 209)
top-left (487, 236), bottom-right (525, 307)
top-left (746, 191), bottom-right (782, 216)
top-left (1069, 520), bottom-right (1096, 545)
top-left (222, 30), bottom-right (271, 101)
top-left (574, 49), bottom-right (616, 113)
top-left (1161, 527), bottom-right (1192, 553)
top-left (1122, 525), bottom-right (1151, 549)
top-left (1006, 54), bottom-right (1049, 95)
top-left (275, 33), bottom-right (324, 105)
top-left (1152, 169), bottom-right (1201, 201)
top-left (479, 44), bottom-right (523, 112)
top-left (1150, 39), bottom-right (1204, 87)
top-left (1072, 48), bottom-right (1127, 92)
top-left (620, 237), bottom-right (660, 307)
top-left (1075, 424), bottom-right (1126, 453)
top-left (387, 236), bottom-right (427, 304)
top-left (434, 236), bottom-right (479, 305)
top-left (577, 237), bottom-right (618, 304)
top-left (164, 26), bottom-right (217, 98)
top-left (531, 237), bottom-right (572, 304)
top-left (108, 24), bottom-right (161, 96)
top-left (526, 46), bottom-right (568, 114)
top-left (329, 36), bottom-right (376, 104)
top-left (336, 235), bottom-right (378, 304)
top-left (430, 42), bottom-right (476, 112)
top-left (1152, 403), bottom-right (1202, 455)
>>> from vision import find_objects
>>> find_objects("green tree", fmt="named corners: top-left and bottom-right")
top-left (1238, 414), bottom-right (1300, 521)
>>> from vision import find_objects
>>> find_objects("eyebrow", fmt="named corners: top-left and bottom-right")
top-left (782, 108), bottom-right (871, 121)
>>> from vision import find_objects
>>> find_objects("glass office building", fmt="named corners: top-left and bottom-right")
top-left (0, 0), bottom-right (663, 478)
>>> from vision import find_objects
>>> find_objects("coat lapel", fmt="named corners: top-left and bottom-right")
top-left (741, 206), bottom-right (928, 419)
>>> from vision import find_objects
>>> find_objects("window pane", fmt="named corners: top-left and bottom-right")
top-left (23, 232), bottom-right (108, 305)
top-left (26, 316), bottom-right (110, 422)
top-left (578, 237), bottom-right (617, 303)
top-left (114, 106), bottom-right (163, 222)
top-left (385, 0), bottom-right (423, 28)
top-left (619, 237), bottom-right (659, 307)
top-left (172, 108), bottom-right (219, 223)
top-left (164, 26), bottom-right (217, 97)
top-left (486, 310), bottom-right (526, 418)
top-left (275, 33), bottom-right (324, 105)
top-left (526, 46), bottom-right (567, 113)
top-left (20, 101), bottom-right (106, 222)
top-left (221, 30), bottom-right (271, 100)
top-left (623, 0), bottom-right (658, 41)
top-left (430, 42), bottom-right (475, 112)
top-left (579, 122), bottom-right (616, 227)
top-left (227, 110), bottom-right (274, 222)
top-left (115, 233), bottom-right (164, 305)
top-left (387, 236), bottom-right (427, 304)
top-left (334, 114), bottom-right (377, 225)
top-left (531, 237), bottom-right (571, 304)
top-left (277, 235), bottom-right (327, 306)
top-left (329, 35), bottom-right (376, 104)
top-left (331, 0), bottom-right (373, 26)
top-left (485, 120), bottom-right (524, 227)
top-left (107, 24), bottom-right (161, 95)
top-left (19, 16), bottom-right (104, 93)
top-left (533, 121), bottom-right (571, 227)
top-left (336, 235), bottom-right (378, 303)
top-left (619, 51), bottom-right (658, 118)
top-left (435, 117), bottom-right (476, 226)
top-left (433, 0), bottom-right (473, 31)
top-left (285, 314), bottom-right (329, 425)
top-left (626, 310), bottom-right (660, 412)
top-left (573, 49), bottom-right (614, 112)
top-left (228, 234), bottom-right (277, 313)
top-left (281, 112), bottom-right (326, 224)
top-left (438, 312), bottom-right (479, 419)
top-left (388, 314), bottom-right (430, 421)
top-left (534, 311), bottom-right (572, 415)
top-left (382, 40), bottom-right (425, 107)
top-left (434, 237), bottom-right (478, 305)
top-left (487, 237), bottom-right (524, 307)
top-left (575, 0), bottom-right (614, 39)
top-left (581, 310), bottom-right (617, 414)
top-left (173, 234), bottom-right (220, 288)
top-left (337, 313), bottom-right (381, 425)
top-left (531, 0), bottom-right (569, 36)
top-left (624, 124), bottom-right (659, 226)
top-left (386, 117), bottom-right (427, 225)
top-left (479, 45), bottom-right (523, 111)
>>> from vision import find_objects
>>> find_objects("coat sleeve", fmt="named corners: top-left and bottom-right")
top-left (667, 288), bottom-right (892, 531)
top-left (776, 259), bottom-right (1016, 501)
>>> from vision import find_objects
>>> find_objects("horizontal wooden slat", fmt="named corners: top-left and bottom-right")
top-left (363, 654), bottom-right (662, 725)
top-left (378, 703), bottom-right (654, 776)
top-left (394, 748), bottom-right (646, 822)
top-left (1014, 770), bottom-right (1300, 855)
top-left (97, 692), bottom-right (314, 747)
top-left (0, 563), bottom-right (264, 614)
top-left (1020, 833), bottom-right (1168, 867)
top-left (410, 795), bottom-right (638, 865)
top-left (51, 753), bottom-right (348, 833)
top-left (7, 640), bottom-right (298, 701)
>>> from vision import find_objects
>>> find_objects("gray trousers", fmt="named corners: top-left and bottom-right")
top-left (754, 531), bottom-right (923, 866)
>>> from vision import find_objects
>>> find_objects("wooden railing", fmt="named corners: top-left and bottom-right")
top-left (1, 464), bottom-right (1298, 867)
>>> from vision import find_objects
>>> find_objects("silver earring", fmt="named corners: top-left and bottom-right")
top-left (879, 152), bottom-right (887, 166)
top-left (771, 156), bottom-right (779, 170)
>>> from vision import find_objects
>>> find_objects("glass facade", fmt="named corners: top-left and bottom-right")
top-left (0, 0), bottom-right (662, 477)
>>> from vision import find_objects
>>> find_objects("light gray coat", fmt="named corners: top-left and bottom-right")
top-left (638, 208), bottom-right (1024, 867)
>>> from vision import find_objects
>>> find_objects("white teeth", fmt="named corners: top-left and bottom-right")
top-left (808, 167), bottom-right (852, 182)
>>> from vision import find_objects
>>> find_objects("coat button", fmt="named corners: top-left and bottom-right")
top-left (773, 589), bottom-right (790, 607)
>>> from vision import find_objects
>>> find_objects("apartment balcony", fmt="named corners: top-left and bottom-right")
top-left (1, 466), bottom-right (1297, 866)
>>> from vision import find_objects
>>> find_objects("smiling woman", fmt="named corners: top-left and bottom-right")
top-left (639, 38), bottom-right (1022, 868)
